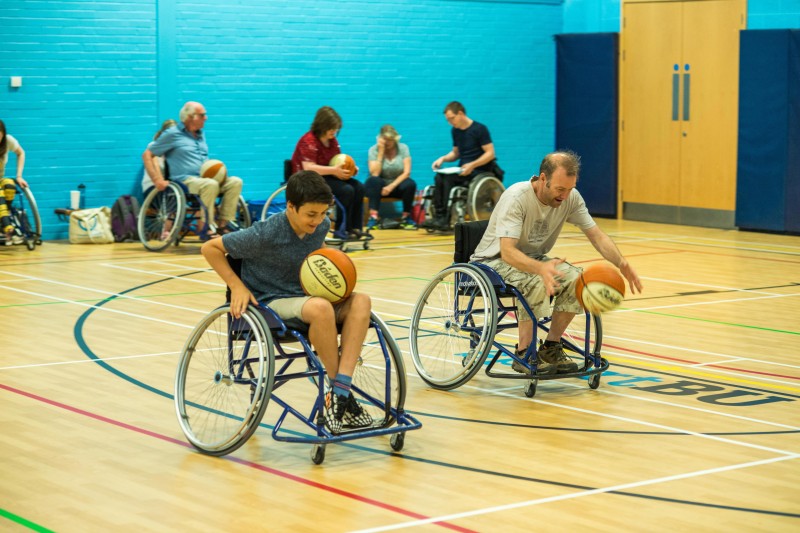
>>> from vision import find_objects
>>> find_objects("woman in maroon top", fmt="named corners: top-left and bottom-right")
top-left (290, 106), bottom-right (365, 237)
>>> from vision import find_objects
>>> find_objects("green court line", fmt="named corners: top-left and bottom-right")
top-left (0, 289), bottom-right (224, 309)
top-left (0, 508), bottom-right (54, 533)
top-left (634, 309), bottom-right (800, 336)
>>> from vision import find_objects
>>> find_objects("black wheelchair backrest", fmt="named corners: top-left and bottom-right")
top-left (284, 159), bottom-right (293, 182)
top-left (454, 219), bottom-right (490, 263)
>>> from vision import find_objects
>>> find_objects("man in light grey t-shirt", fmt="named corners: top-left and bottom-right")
top-left (472, 151), bottom-right (643, 375)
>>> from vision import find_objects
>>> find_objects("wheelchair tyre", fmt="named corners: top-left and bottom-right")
top-left (10, 199), bottom-right (37, 250)
top-left (139, 182), bottom-right (186, 251)
top-left (261, 186), bottom-right (286, 221)
top-left (311, 443), bottom-right (326, 465)
top-left (235, 196), bottom-right (252, 228)
top-left (467, 174), bottom-right (504, 222)
top-left (175, 305), bottom-right (275, 456)
top-left (390, 432), bottom-right (405, 452)
top-left (410, 264), bottom-right (498, 389)
top-left (20, 187), bottom-right (43, 244)
top-left (350, 312), bottom-right (407, 428)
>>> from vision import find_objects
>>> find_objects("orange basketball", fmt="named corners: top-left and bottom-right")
top-left (329, 153), bottom-right (357, 177)
top-left (200, 159), bottom-right (227, 185)
top-left (299, 248), bottom-right (357, 304)
top-left (575, 262), bottom-right (626, 314)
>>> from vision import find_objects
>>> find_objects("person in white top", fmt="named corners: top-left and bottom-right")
top-left (0, 119), bottom-right (28, 245)
top-left (471, 151), bottom-right (642, 375)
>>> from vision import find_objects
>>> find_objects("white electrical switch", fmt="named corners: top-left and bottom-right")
top-left (10, 76), bottom-right (22, 88)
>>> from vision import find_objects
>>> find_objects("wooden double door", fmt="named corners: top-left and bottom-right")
top-left (620, 0), bottom-right (746, 227)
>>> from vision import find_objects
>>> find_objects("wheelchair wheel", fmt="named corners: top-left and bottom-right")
top-left (10, 196), bottom-right (37, 250)
top-left (261, 186), bottom-right (286, 220)
top-left (410, 264), bottom-right (498, 389)
top-left (467, 174), bottom-right (504, 222)
top-left (554, 310), bottom-right (603, 368)
top-left (139, 182), bottom-right (186, 251)
top-left (175, 305), bottom-right (275, 456)
top-left (234, 195), bottom-right (252, 228)
top-left (19, 187), bottom-right (43, 244)
top-left (350, 312), bottom-right (407, 428)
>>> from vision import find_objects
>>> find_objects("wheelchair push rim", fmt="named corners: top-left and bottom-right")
top-left (139, 182), bottom-right (187, 251)
top-left (410, 264), bottom-right (498, 389)
top-left (175, 305), bottom-right (275, 456)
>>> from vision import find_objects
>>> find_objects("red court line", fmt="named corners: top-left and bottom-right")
top-left (0, 383), bottom-right (475, 533)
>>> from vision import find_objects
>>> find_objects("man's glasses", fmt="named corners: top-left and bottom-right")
top-left (194, 113), bottom-right (208, 118)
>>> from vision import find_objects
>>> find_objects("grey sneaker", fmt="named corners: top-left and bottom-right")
top-left (511, 346), bottom-right (557, 375)
top-left (538, 342), bottom-right (579, 374)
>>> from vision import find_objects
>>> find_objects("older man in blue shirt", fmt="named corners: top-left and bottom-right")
top-left (142, 101), bottom-right (243, 236)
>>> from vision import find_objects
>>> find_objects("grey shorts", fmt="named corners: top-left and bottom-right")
top-left (268, 295), bottom-right (346, 323)
top-left (481, 257), bottom-right (584, 320)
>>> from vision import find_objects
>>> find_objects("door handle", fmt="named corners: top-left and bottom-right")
top-left (683, 64), bottom-right (691, 121)
top-left (672, 64), bottom-right (680, 121)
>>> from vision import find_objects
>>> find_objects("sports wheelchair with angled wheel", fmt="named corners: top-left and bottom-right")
top-left (409, 220), bottom-right (608, 397)
top-left (420, 171), bottom-right (504, 232)
top-left (174, 258), bottom-right (421, 464)
top-left (1, 183), bottom-right (42, 250)
top-left (138, 180), bottom-right (251, 252)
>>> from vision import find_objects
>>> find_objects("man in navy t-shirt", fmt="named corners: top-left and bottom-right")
top-left (426, 101), bottom-right (503, 230)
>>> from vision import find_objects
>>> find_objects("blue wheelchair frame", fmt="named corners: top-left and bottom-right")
top-left (410, 220), bottom-right (608, 397)
top-left (175, 281), bottom-right (421, 463)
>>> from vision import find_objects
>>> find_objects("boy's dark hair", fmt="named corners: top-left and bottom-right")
top-left (310, 106), bottom-right (342, 137)
top-left (286, 170), bottom-right (333, 208)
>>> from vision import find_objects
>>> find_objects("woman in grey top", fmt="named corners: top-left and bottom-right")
top-left (365, 125), bottom-right (417, 230)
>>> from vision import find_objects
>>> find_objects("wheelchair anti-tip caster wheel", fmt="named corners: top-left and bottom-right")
top-left (524, 379), bottom-right (537, 398)
top-left (588, 373), bottom-right (601, 390)
top-left (311, 443), bottom-right (326, 465)
top-left (390, 432), bottom-right (405, 452)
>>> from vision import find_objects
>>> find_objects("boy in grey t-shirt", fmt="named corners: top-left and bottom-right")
top-left (201, 170), bottom-right (373, 434)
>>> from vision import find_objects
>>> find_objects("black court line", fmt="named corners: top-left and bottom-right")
top-left (74, 274), bottom-right (800, 522)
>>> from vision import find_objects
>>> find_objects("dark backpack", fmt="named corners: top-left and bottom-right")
top-left (111, 195), bottom-right (141, 242)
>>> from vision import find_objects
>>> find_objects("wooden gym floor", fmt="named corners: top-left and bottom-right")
top-left (1, 218), bottom-right (798, 532)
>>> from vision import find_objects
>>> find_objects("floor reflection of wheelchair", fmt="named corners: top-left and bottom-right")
top-left (421, 171), bottom-right (505, 232)
top-left (174, 259), bottom-right (421, 464)
top-left (409, 220), bottom-right (608, 398)
top-left (138, 180), bottom-right (251, 252)
top-left (2, 184), bottom-right (42, 250)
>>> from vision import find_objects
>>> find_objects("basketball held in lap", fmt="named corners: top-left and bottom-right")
top-left (200, 159), bottom-right (227, 185)
top-left (300, 248), bottom-right (357, 304)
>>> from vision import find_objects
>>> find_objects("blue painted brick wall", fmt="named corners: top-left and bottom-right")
top-left (1, 0), bottom-right (158, 239)
top-left (1, 0), bottom-right (562, 240)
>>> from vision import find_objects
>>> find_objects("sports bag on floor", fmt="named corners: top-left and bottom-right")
top-left (69, 207), bottom-right (115, 244)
